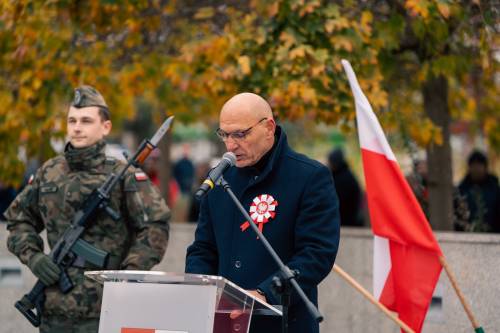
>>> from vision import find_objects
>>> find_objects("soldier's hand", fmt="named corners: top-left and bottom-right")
top-left (28, 253), bottom-right (61, 286)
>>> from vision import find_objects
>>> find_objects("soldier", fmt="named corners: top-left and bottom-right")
top-left (5, 85), bottom-right (170, 333)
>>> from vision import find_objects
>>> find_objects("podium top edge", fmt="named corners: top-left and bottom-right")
top-left (84, 270), bottom-right (225, 284)
top-left (84, 271), bottom-right (282, 316)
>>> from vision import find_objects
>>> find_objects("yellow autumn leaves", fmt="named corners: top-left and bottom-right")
top-left (0, 0), bottom-right (497, 184)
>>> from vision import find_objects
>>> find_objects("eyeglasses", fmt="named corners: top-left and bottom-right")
top-left (216, 118), bottom-right (268, 141)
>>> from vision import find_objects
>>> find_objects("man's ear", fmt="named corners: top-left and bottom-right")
top-left (103, 120), bottom-right (112, 136)
top-left (266, 118), bottom-right (276, 136)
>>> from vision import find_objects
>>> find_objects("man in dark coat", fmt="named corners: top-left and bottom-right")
top-left (185, 92), bottom-right (340, 333)
top-left (173, 145), bottom-right (195, 194)
top-left (328, 148), bottom-right (363, 226)
top-left (458, 150), bottom-right (500, 232)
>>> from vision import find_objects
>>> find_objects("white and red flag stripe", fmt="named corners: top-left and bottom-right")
top-left (341, 59), bottom-right (443, 332)
top-left (121, 329), bottom-right (187, 333)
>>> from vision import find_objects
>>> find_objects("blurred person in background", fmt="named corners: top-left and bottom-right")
top-left (457, 150), bottom-right (500, 232)
top-left (172, 144), bottom-right (195, 221)
top-left (406, 157), bottom-right (469, 230)
top-left (173, 144), bottom-right (195, 194)
top-left (188, 161), bottom-right (211, 223)
top-left (143, 147), bottom-right (180, 208)
top-left (406, 159), bottom-right (429, 217)
top-left (0, 181), bottom-right (16, 221)
top-left (328, 148), bottom-right (363, 226)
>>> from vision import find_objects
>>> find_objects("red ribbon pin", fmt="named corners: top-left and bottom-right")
top-left (240, 194), bottom-right (278, 235)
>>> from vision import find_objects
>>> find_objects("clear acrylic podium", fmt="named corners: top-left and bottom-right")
top-left (85, 271), bottom-right (282, 333)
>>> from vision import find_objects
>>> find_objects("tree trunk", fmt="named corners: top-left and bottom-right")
top-left (423, 75), bottom-right (454, 230)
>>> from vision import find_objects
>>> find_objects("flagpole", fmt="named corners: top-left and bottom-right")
top-left (438, 256), bottom-right (485, 333)
top-left (332, 265), bottom-right (415, 333)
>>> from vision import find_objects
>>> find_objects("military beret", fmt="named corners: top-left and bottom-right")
top-left (72, 85), bottom-right (108, 110)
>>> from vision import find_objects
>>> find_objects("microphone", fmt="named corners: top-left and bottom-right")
top-left (195, 152), bottom-right (236, 199)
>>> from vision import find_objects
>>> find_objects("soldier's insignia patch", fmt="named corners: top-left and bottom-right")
top-left (134, 172), bottom-right (148, 181)
top-left (73, 89), bottom-right (82, 105)
top-left (28, 174), bottom-right (34, 185)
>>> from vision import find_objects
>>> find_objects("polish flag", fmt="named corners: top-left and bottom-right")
top-left (341, 59), bottom-right (443, 332)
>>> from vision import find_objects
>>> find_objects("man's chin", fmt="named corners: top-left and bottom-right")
top-left (235, 160), bottom-right (247, 168)
top-left (235, 159), bottom-right (253, 168)
top-left (70, 140), bottom-right (90, 148)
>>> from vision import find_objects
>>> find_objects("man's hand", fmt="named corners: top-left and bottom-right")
top-left (229, 290), bottom-right (267, 319)
top-left (27, 253), bottom-right (61, 286)
top-left (248, 289), bottom-right (266, 303)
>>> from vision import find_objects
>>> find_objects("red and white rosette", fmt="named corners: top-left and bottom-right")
top-left (240, 194), bottom-right (278, 234)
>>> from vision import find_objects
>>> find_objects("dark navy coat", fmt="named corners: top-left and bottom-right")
top-left (186, 127), bottom-right (340, 333)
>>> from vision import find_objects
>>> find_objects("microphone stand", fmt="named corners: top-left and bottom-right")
top-left (217, 176), bottom-right (323, 333)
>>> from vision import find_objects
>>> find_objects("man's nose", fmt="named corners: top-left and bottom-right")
top-left (224, 138), bottom-right (238, 151)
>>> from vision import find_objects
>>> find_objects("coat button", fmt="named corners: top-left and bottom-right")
top-left (235, 260), bottom-right (242, 268)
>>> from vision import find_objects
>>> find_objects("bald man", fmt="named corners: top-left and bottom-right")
top-left (186, 93), bottom-right (340, 333)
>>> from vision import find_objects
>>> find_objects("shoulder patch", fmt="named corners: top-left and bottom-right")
top-left (105, 157), bottom-right (117, 165)
top-left (134, 171), bottom-right (148, 181)
top-left (40, 185), bottom-right (58, 193)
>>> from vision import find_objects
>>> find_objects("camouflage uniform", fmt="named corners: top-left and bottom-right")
top-left (5, 88), bottom-right (170, 333)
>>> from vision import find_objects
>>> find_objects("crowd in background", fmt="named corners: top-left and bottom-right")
top-left (1, 146), bottom-right (498, 233)
top-left (160, 146), bottom-right (499, 233)
top-left (406, 150), bottom-right (500, 233)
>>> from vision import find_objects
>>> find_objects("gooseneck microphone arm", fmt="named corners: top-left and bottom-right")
top-left (217, 176), bottom-right (323, 333)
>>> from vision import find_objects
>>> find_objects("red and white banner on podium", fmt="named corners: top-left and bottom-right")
top-left (122, 328), bottom-right (187, 333)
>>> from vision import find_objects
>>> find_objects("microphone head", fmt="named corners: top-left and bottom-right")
top-left (222, 152), bottom-right (237, 166)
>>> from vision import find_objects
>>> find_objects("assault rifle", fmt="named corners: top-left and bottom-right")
top-left (15, 116), bottom-right (174, 327)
